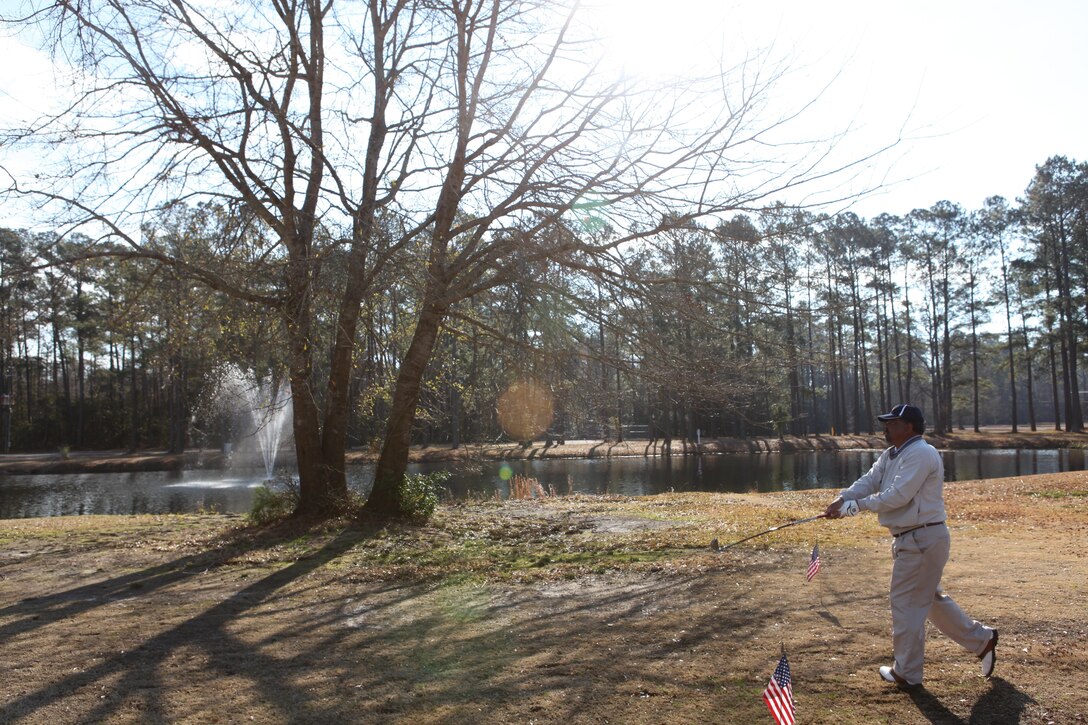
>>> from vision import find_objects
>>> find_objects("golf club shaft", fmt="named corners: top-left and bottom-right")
top-left (713, 513), bottom-right (828, 552)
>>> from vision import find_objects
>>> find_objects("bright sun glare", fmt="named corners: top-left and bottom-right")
top-left (588, 0), bottom-right (737, 80)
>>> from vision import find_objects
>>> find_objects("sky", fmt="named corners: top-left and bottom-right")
top-left (590, 0), bottom-right (1088, 218)
top-left (1, 0), bottom-right (1086, 224)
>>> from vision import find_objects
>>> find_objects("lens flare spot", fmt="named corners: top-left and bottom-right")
top-left (496, 380), bottom-right (554, 442)
top-left (498, 464), bottom-right (513, 481)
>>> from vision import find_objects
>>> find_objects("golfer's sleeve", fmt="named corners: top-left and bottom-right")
top-left (858, 452), bottom-right (930, 512)
top-left (841, 455), bottom-right (883, 500)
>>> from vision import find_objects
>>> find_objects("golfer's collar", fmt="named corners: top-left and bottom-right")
top-left (890, 435), bottom-right (922, 459)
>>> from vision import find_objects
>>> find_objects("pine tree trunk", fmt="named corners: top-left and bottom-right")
top-left (1000, 254), bottom-right (1018, 432)
top-left (970, 280), bottom-right (980, 432)
top-left (1023, 325), bottom-right (1037, 431)
top-left (129, 334), bottom-right (139, 452)
top-left (903, 263), bottom-right (913, 404)
top-left (1057, 226), bottom-right (1084, 431)
top-left (1047, 336), bottom-right (1061, 431)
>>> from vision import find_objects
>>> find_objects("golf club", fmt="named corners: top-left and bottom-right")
top-left (710, 513), bottom-right (828, 552)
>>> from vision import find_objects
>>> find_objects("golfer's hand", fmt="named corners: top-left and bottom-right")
top-left (838, 499), bottom-right (859, 517)
top-left (824, 497), bottom-right (845, 519)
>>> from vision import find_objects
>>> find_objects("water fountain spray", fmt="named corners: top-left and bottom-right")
top-left (219, 365), bottom-right (292, 481)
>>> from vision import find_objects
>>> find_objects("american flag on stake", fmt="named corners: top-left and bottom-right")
top-left (807, 544), bottom-right (821, 582)
top-left (763, 653), bottom-right (795, 725)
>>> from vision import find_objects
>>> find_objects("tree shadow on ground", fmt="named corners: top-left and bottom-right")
top-left (2, 526), bottom-right (1027, 723)
top-left (0, 519), bottom-right (383, 722)
top-left (0, 542), bottom-right (839, 722)
top-left (317, 561), bottom-right (889, 722)
top-left (908, 676), bottom-right (1036, 724)
top-left (0, 517), bottom-right (357, 641)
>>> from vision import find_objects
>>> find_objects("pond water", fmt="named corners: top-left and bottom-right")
top-left (0, 447), bottom-right (1084, 519)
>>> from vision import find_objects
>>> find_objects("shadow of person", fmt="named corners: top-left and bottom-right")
top-left (967, 677), bottom-right (1037, 724)
top-left (906, 683), bottom-right (963, 724)
top-left (906, 676), bottom-right (1037, 725)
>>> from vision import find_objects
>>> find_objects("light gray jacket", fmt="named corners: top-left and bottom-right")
top-left (839, 436), bottom-right (946, 534)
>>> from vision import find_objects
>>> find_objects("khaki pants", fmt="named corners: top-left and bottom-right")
top-left (889, 524), bottom-right (993, 684)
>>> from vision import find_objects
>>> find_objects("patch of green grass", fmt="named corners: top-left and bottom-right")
top-left (505, 548), bottom-right (674, 570)
top-left (1027, 490), bottom-right (1088, 499)
top-left (270, 534), bottom-right (324, 557)
top-left (321, 504), bottom-right (705, 585)
top-left (1, 494), bottom-right (880, 588)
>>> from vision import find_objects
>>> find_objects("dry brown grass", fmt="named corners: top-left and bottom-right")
top-left (507, 474), bottom-right (549, 500)
top-left (0, 471), bottom-right (1085, 723)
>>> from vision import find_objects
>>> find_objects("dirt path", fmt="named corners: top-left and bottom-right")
top-left (1, 471), bottom-right (1086, 723)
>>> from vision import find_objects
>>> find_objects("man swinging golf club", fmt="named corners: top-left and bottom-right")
top-left (823, 404), bottom-right (998, 689)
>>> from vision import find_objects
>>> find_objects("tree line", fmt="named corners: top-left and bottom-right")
top-left (2, 154), bottom-right (1086, 455)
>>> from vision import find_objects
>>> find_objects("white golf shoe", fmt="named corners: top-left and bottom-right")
top-left (979, 630), bottom-right (998, 678)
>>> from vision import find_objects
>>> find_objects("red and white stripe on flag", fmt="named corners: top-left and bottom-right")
top-left (762, 654), bottom-right (795, 725)
top-left (807, 544), bottom-right (821, 582)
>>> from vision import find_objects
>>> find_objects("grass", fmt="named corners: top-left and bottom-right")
top-left (292, 489), bottom-right (881, 585)
top-left (1026, 489), bottom-right (1088, 499)
top-left (2, 472), bottom-right (1086, 723)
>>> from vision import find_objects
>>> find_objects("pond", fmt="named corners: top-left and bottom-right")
top-left (0, 447), bottom-right (1084, 519)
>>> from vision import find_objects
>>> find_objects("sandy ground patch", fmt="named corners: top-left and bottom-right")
top-left (0, 472), bottom-right (1086, 723)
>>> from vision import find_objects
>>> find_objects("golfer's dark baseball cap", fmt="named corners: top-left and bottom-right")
top-left (877, 403), bottom-right (924, 428)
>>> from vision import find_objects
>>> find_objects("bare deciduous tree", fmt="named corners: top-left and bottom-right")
top-left (3, 0), bottom-right (885, 517)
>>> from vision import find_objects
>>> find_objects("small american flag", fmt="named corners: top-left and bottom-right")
top-left (807, 544), bottom-right (821, 582)
top-left (762, 653), bottom-right (795, 725)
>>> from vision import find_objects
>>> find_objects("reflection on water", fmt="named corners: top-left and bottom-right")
top-left (423, 447), bottom-right (1087, 499)
top-left (0, 470), bottom-right (269, 519)
top-left (0, 448), bottom-right (1084, 518)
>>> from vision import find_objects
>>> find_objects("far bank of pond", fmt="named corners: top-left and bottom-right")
top-left (1, 429), bottom-right (1085, 476)
top-left (360, 429), bottom-right (1087, 463)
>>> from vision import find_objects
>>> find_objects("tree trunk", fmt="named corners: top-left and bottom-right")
top-left (852, 275), bottom-right (874, 433)
top-left (825, 260), bottom-right (842, 434)
top-left (805, 277), bottom-right (819, 434)
top-left (836, 320), bottom-right (849, 434)
top-left (1047, 333), bottom-right (1061, 431)
top-left (969, 274), bottom-right (980, 432)
top-left (999, 248), bottom-right (1018, 432)
top-left (365, 298), bottom-right (448, 517)
top-left (75, 278), bottom-right (85, 448)
top-left (1040, 266), bottom-right (1062, 430)
top-left (129, 334), bottom-right (139, 451)
top-left (1058, 330), bottom-right (1073, 431)
top-left (288, 367), bottom-right (332, 515)
top-left (941, 262), bottom-right (954, 433)
top-left (874, 280), bottom-right (889, 415)
top-left (22, 318), bottom-right (33, 427)
top-left (311, 44), bottom-right (395, 494)
top-left (1057, 233), bottom-right (1084, 431)
top-left (1023, 322), bottom-right (1037, 431)
top-left (450, 382), bottom-right (462, 449)
top-left (311, 261), bottom-right (368, 506)
top-left (283, 247), bottom-right (348, 517)
top-left (830, 326), bottom-right (841, 434)
top-left (615, 358), bottom-right (624, 443)
top-left (783, 275), bottom-right (802, 435)
top-left (902, 263), bottom-right (913, 404)
top-left (923, 251), bottom-right (940, 432)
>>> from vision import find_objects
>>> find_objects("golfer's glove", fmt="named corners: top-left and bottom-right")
top-left (838, 499), bottom-right (859, 517)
